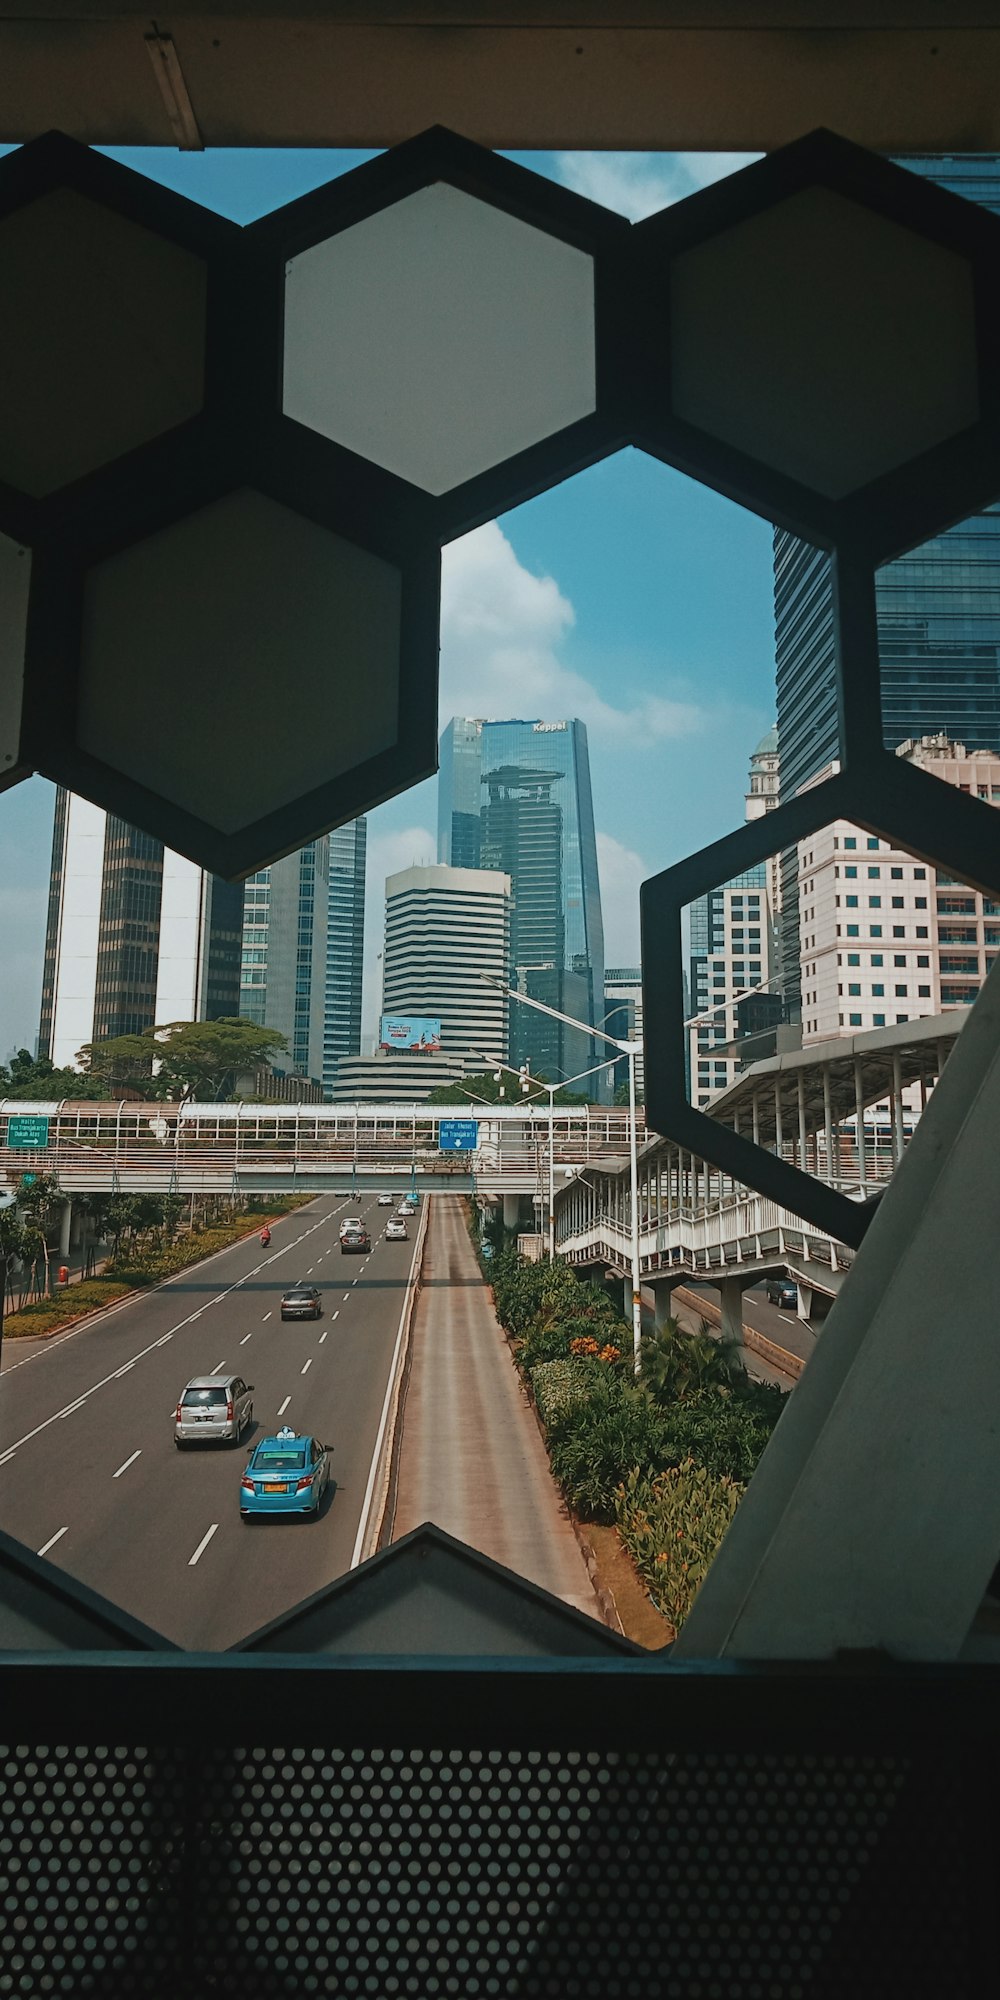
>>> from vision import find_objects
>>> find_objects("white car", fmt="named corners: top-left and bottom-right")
top-left (385, 1218), bottom-right (408, 1241)
top-left (339, 1216), bottom-right (363, 1238)
top-left (377, 1193), bottom-right (394, 1206)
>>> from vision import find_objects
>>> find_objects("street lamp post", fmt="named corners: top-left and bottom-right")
top-left (481, 979), bottom-right (645, 1374)
top-left (481, 1052), bottom-right (617, 1268)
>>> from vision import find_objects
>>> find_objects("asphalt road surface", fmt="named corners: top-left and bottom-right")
top-left (392, 1196), bottom-right (601, 1620)
top-left (0, 1191), bottom-right (421, 1648)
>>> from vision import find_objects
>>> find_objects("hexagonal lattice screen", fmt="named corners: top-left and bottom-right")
top-left (670, 185), bottom-right (980, 499)
top-left (0, 531), bottom-right (28, 781)
top-left (0, 187), bottom-right (206, 496)
top-left (282, 182), bottom-right (596, 494)
top-left (78, 488), bottom-right (402, 839)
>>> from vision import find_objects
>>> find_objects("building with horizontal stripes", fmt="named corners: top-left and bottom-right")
top-left (382, 863), bottom-right (511, 1069)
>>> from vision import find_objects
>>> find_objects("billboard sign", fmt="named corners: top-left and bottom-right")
top-left (7, 1115), bottom-right (50, 1149)
top-left (439, 1119), bottom-right (479, 1152)
top-left (379, 1014), bottom-right (442, 1052)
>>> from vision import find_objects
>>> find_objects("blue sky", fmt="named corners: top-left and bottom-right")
top-left (0, 145), bottom-right (775, 1055)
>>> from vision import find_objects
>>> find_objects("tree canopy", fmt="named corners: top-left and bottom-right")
top-left (0, 1048), bottom-right (95, 1100)
top-left (425, 1070), bottom-right (589, 1108)
top-left (77, 1018), bottom-right (290, 1102)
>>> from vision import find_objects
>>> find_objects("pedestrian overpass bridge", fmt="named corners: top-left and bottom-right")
top-left (0, 1097), bottom-right (641, 1199)
top-left (551, 1010), bottom-right (967, 1330)
top-left (1, 1013), bottom-right (966, 1313)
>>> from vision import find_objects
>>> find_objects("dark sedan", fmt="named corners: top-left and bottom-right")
top-left (340, 1226), bottom-right (371, 1254)
top-left (280, 1284), bottom-right (323, 1320)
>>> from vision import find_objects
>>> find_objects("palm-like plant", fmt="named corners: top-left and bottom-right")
top-left (639, 1316), bottom-right (745, 1406)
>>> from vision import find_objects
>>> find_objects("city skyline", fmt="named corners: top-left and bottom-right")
top-left (0, 144), bottom-right (776, 1061)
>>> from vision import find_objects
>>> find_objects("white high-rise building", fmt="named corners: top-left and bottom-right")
top-left (798, 737), bottom-right (1000, 1045)
top-left (382, 863), bottom-right (511, 1065)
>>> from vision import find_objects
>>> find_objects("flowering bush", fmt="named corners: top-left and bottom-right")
top-left (615, 1461), bottom-right (745, 1632)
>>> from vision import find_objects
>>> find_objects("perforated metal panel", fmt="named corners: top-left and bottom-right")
top-left (0, 1740), bottom-right (977, 1997)
top-left (0, 1745), bottom-right (186, 1996)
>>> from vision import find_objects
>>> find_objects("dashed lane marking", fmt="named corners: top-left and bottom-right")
top-left (37, 1527), bottom-right (68, 1558)
top-left (113, 1450), bottom-right (141, 1479)
top-left (188, 1524), bottom-right (218, 1568)
top-left (277, 1396), bottom-right (291, 1416)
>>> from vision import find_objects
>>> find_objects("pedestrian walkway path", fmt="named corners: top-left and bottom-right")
top-left (391, 1197), bottom-right (602, 1622)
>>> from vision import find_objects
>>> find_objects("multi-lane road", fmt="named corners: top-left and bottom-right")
top-left (0, 1192), bottom-right (420, 1648)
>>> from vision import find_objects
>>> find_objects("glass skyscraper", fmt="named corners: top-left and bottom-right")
top-left (774, 156), bottom-right (1000, 1009)
top-left (437, 717), bottom-right (605, 1082)
top-left (323, 817), bottom-right (366, 1097)
top-left (240, 839), bottom-right (329, 1084)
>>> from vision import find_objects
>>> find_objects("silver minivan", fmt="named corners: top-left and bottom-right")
top-left (174, 1374), bottom-right (255, 1448)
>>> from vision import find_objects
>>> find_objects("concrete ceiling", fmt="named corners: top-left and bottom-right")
top-left (4, 6), bottom-right (1000, 152)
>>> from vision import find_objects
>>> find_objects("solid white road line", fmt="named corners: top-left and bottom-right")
top-left (350, 1216), bottom-right (425, 1570)
top-left (277, 1396), bottom-right (291, 1416)
top-left (113, 1449), bottom-right (141, 1479)
top-left (0, 1448), bottom-right (17, 1464)
top-left (37, 1527), bottom-right (68, 1557)
top-left (188, 1524), bottom-right (218, 1567)
top-left (58, 1398), bottom-right (87, 1420)
top-left (301, 1358), bottom-right (312, 1375)
top-left (113, 1363), bottom-right (134, 1378)
top-left (154, 1334), bottom-right (172, 1346)
top-left (240, 1331), bottom-right (253, 1345)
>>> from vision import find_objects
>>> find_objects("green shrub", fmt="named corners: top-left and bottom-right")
top-left (531, 1357), bottom-right (598, 1430)
top-left (656, 1388), bottom-right (783, 1483)
top-left (547, 1381), bottom-right (669, 1522)
top-left (615, 1461), bottom-right (744, 1632)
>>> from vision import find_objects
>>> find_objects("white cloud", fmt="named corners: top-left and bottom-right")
top-left (441, 521), bottom-right (704, 744)
top-left (360, 821), bottom-right (436, 1042)
top-left (554, 150), bottom-right (761, 222)
top-left (596, 832), bottom-right (647, 968)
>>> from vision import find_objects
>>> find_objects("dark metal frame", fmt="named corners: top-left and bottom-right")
top-left (4, 124), bottom-right (1000, 1175)
top-left (642, 551), bottom-right (1000, 1248)
top-left (246, 124), bottom-right (634, 547)
top-left (631, 126), bottom-right (1000, 564)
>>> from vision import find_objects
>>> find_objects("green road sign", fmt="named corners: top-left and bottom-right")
top-left (7, 1115), bottom-right (50, 1148)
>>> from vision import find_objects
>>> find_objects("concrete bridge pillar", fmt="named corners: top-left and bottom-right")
top-left (796, 1280), bottom-right (814, 1322)
top-left (58, 1198), bottom-right (72, 1259)
top-left (502, 1193), bottom-right (522, 1233)
top-left (649, 1277), bottom-right (683, 1329)
top-left (718, 1275), bottom-right (747, 1351)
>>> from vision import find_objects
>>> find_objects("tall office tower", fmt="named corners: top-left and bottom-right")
top-left (382, 863), bottom-right (511, 1064)
top-left (799, 737), bottom-right (1000, 1047)
top-left (774, 156), bottom-right (1000, 1013)
top-left (604, 967), bottom-right (644, 1099)
top-left (239, 839), bottom-right (329, 1084)
top-left (687, 732), bottom-right (778, 1107)
top-left (38, 790), bottom-right (242, 1067)
top-left (323, 817), bottom-right (366, 1098)
top-left (437, 717), bottom-right (605, 1083)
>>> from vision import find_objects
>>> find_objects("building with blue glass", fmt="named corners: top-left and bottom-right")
top-left (323, 817), bottom-right (366, 1098)
top-left (437, 716), bottom-right (605, 1084)
top-left (240, 839), bottom-right (329, 1086)
top-left (775, 156), bottom-right (1000, 1010)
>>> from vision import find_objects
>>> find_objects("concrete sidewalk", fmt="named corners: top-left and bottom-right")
top-left (391, 1197), bottom-right (602, 1621)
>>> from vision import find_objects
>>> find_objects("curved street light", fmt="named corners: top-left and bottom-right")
top-left (480, 977), bottom-right (644, 1375)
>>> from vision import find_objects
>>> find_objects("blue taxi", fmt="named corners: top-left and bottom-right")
top-left (240, 1428), bottom-right (333, 1521)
